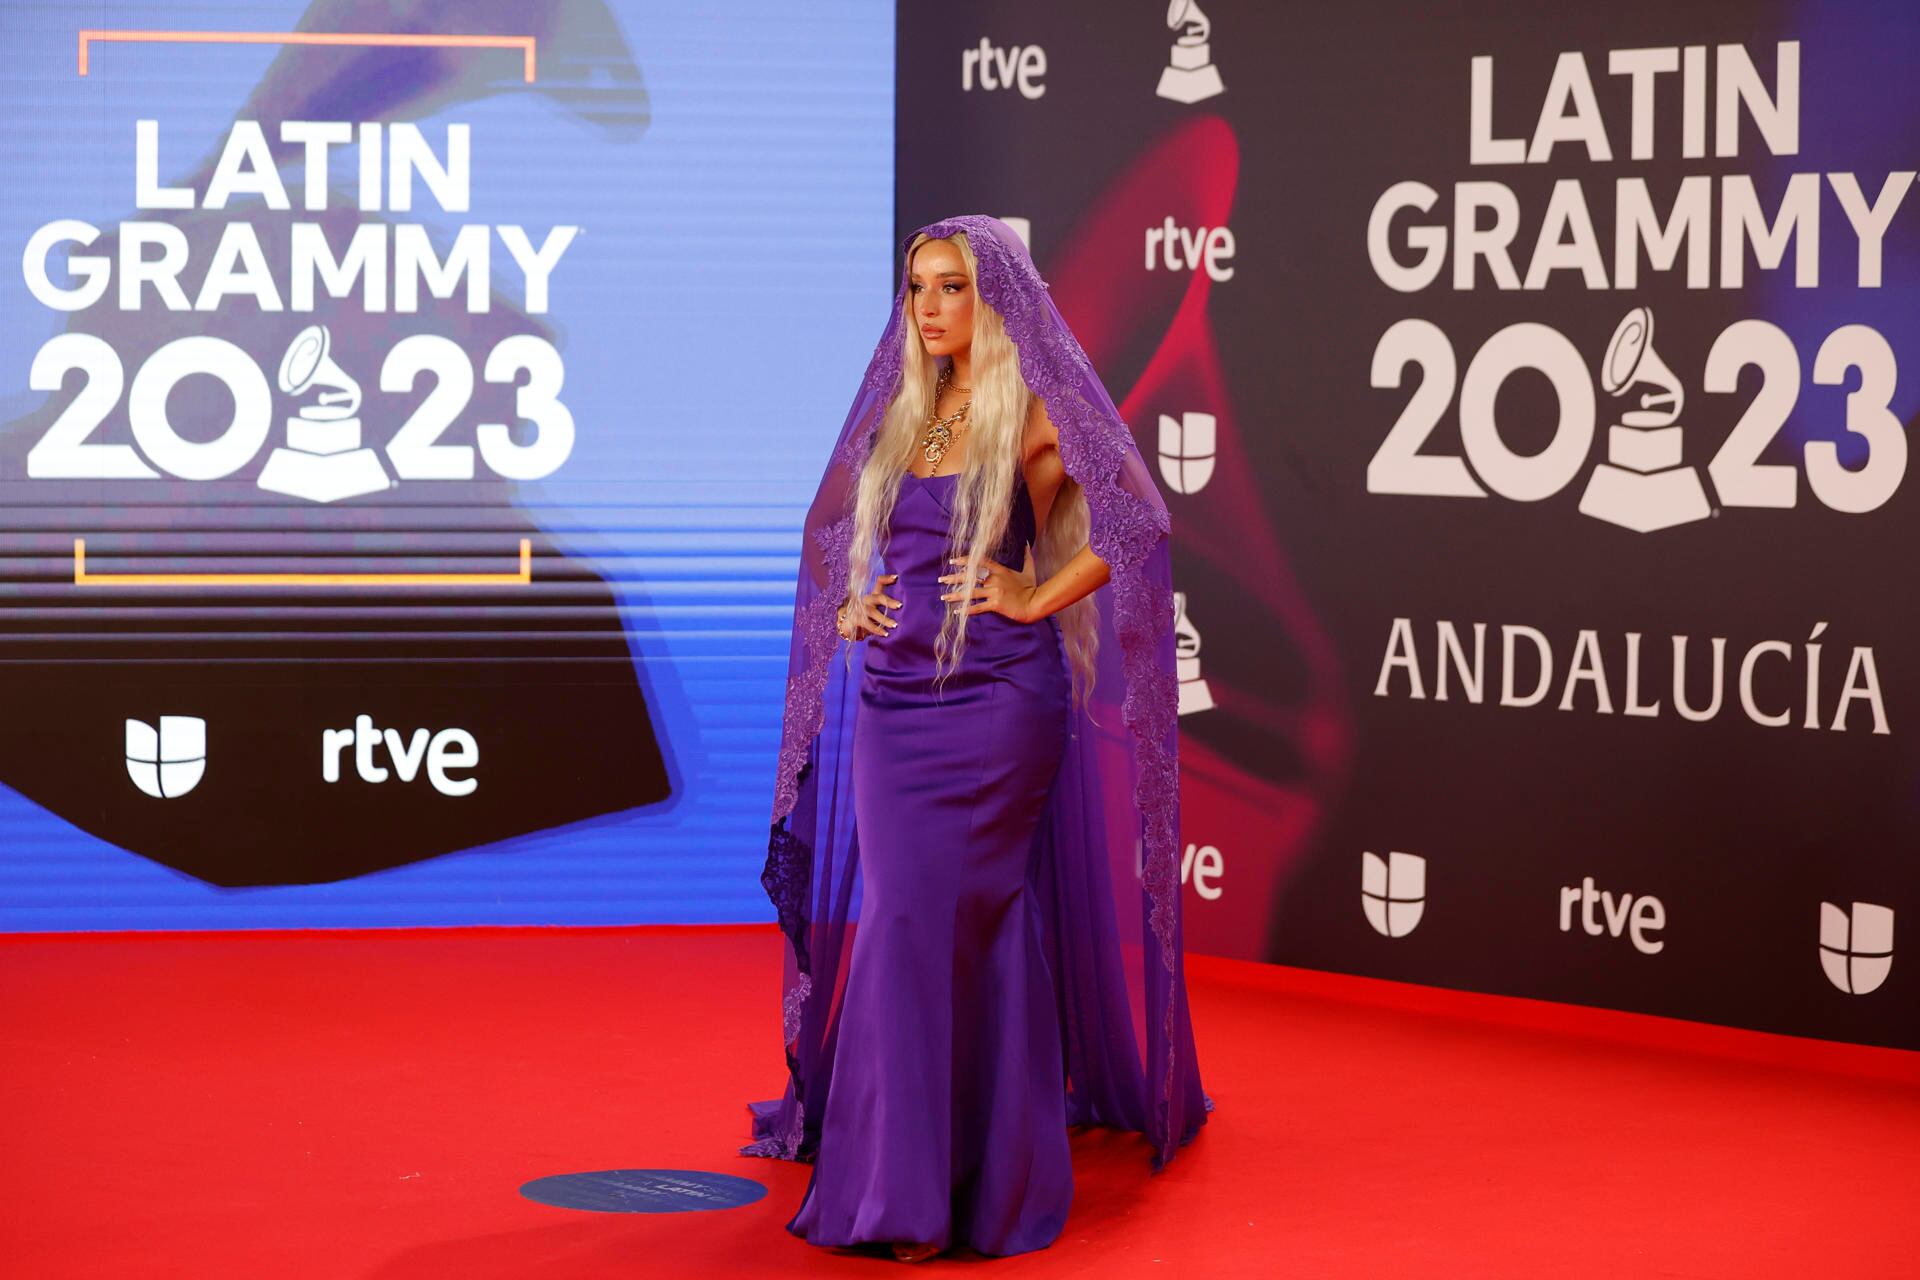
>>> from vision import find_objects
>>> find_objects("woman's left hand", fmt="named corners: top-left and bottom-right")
top-left (941, 557), bottom-right (1040, 623)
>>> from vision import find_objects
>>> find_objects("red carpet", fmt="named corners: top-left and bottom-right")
top-left (2, 924), bottom-right (1915, 1277)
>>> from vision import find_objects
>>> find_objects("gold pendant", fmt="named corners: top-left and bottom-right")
top-left (922, 424), bottom-right (952, 465)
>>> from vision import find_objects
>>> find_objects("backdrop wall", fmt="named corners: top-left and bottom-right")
top-left (4, 0), bottom-right (1911, 1056)
top-left (896, 0), bottom-right (1917, 1051)
top-left (0, 0), bottom-right (892, 929)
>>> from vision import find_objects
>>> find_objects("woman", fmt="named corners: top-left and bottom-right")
top-left (744, 216), bottom-right (1209, 1261)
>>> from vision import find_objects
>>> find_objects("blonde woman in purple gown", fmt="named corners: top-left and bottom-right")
top-left (745, 216), bottom-right (1209, 1262)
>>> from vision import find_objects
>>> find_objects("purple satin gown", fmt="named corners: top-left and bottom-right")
top-left (787, 468), bottom-right (1073, 1256)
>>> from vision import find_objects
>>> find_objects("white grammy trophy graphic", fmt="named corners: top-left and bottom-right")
top-left (1156, 0), bottom-right (1225, 104)
top-left (1577, 306), bottom-right (1710, 532)
top-left (258, 324), bottom-right (391, 503)
top-left (1172, 591), bottom-right (1215, 715)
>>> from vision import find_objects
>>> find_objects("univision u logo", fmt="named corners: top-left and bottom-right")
top-left (125, 716), bottom-right (206, 799)
top-left (1362, 850), bottom-right (1425, 938)
top-left (1819, 901), bottom-right (1894, 995)
top-left (1158, 412), bottom-right (1216, 494)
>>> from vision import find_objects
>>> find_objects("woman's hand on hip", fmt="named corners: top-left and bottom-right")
top-left (838, 574), bottom-right (900, 641)
top-left (941, 558), bottom-right (1040, 624)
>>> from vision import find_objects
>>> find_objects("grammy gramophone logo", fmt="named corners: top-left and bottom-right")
top-left (1172, 590), bottom-right (1215, 715)
top-left (1577, 307), bottom-right (1710, 532)
top-left (1157, 0), bottom-right (1225, 104)
top-left (257, 323), bottom-right (392, 504)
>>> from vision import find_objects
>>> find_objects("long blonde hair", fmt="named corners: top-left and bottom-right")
top-left (842, 231), bottom-right (1100, 708)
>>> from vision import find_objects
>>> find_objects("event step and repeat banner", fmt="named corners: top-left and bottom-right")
top-left (0, 1), bottom-right (891, 926)
top-left (898, 0), bottom-right (1917, 1050)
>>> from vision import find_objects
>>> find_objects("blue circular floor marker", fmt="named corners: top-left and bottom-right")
top-left (519, 1169), bottom-right (768, 1214)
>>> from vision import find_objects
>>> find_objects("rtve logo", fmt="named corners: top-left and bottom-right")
top-left (322, 715), bottom-right (479, 797)
top-left (960, 38), bottom-right (1047, 99)
top-left (1820, 901), bottom-right (1894, 995)
top-left (1559, 876), bottom-right (1666, 954)
top-left (125, 716), bottom-right (206, 799)
top-left (1179, 841), bottom-right (1224, 901)
top-left (1145, 218), bottom-right (1237, 281)
top-left (1362, 850), bottom-right (1426, 937)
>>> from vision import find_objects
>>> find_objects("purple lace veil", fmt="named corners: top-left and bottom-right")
top-left (743, 215), bottom-right (1208, 1171)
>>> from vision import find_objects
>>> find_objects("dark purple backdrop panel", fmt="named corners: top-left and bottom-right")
top-left (897, 0), bottom-right (1917, 1051)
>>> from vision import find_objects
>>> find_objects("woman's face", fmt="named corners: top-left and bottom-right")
top-left (908, 239), bottom-right (974, 360)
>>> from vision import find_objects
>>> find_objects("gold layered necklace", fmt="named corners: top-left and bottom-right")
top-left (921, 367), bottom-right (972, 469)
